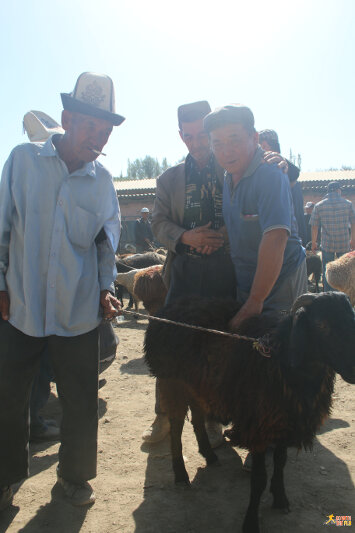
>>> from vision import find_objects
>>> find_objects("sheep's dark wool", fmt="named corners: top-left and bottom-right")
top-left (144, 292), bottom-right (355, 533)
top-left (306, 254), bottom-right (322, 292)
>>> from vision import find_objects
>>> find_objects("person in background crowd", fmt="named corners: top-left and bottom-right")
top-left (304, 201), bottom-right (315, 245)
top-left (259, 129), bottom-right (307, 245)
top-left (0, 72), bottom-right (122, 510)
top-left (134, 207), bottom-right (154, 251)
top-left (310, 181), bottom-right (355, 291)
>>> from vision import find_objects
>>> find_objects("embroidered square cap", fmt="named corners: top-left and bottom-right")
top-left (204, 104), bottom-right (255, 134)
top-left (23, 111), bottom-right (64, 142)
top-left (61, 72), bottom-right (125, 126)
top-left (178, 101), bottom-right (211, 127)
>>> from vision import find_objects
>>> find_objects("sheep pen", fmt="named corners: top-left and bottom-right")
top-left (144, 292), bottom-right (355, 533)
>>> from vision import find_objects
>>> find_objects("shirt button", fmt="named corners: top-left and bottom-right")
top-left (50, 283), bottom-right (55, 288)
top-left (58, 199), bottom-right (63, 206)
top-left (51, 252), bottom-right (56, 257)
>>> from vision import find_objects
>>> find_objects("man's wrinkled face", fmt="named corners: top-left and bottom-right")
top-left (62, 111), bottom-right (113, 162)
top-left (210, 123), bottom-right (258, 176)
top-left (179, 119), bottom-right (210, 166)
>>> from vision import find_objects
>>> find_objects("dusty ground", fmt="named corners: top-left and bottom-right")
top-left (1, 301), bottom-right (354, 533)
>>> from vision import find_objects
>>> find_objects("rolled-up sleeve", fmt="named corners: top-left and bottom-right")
top-left (0, 153), bottom-right (14, 291)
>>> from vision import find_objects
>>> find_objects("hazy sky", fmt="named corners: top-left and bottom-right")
top-left (1, 0), bottom-right (354, 176)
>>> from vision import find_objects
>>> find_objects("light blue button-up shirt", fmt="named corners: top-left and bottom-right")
top-left (0, 136), bottom-right (120, 337)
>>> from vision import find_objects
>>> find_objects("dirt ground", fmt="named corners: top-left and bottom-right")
top-left (1, 302), bottom-right (354, 533)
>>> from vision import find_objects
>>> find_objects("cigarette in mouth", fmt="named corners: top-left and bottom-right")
top-left (90, 148), bottom-right (106, 157)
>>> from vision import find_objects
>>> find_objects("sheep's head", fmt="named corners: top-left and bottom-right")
top-left (288, 292), bottom-right (355, 384)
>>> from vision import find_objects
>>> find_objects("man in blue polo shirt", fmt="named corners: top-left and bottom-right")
top-left (204, 104), bottom-right (307, 330)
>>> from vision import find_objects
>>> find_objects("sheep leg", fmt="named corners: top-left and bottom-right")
top-left (190, 404), bottom-right (218, 466)
top-left (242, 451), bottom-right (266, 533)
top-left (270, 445), bottom-right (289, 511)
top-left (127, 292), bottom-right (134, 308)
top-left (170, 417), bottom-right (190, 486)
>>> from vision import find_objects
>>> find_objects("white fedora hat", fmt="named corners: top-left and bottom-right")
top-left (23, 110), bottom-right (64, 142)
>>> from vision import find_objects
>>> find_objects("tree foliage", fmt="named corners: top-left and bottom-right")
top-left (127, 156), bottom-right (170, 179)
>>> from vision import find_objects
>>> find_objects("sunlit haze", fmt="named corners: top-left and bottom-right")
top-left (1, 0), bottom-right (354, 175)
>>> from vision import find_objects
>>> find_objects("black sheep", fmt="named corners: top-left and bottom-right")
top-left (305, 243), bottom-right (322, 292)
top-left (144, 292), bottom-right (355, 533)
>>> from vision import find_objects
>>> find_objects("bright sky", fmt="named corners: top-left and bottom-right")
top-left (1, 0), bottom-right (354, 176)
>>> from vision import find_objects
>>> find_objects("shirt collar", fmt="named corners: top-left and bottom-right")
top-left (241, 145), bottom-right (264, 179)
top-left (39, 134), bottom-right (96, 178)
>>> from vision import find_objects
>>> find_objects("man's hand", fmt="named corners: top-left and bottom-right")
top-left (262, 151), bottom-right (288, 174)
top-left (311, 241), bottom-right (318, 253)
top-left (0, 291), bottom-right (10, 320)
top-left (100, 290), bottom-right (121, 319)
top-left (228, 297), bottom-right (263, 331)
top-left (180, 222), bottom-right (224, 254)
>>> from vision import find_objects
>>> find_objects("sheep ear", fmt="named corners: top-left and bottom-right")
top-left (288, 311), bottom-right (309, 368)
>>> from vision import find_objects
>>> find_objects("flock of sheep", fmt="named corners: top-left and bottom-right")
top-left (115, 249), bottom-right (355, 533)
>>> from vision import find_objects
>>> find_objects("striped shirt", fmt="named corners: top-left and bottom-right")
top-left (310, 193), bottom-right (355, 252)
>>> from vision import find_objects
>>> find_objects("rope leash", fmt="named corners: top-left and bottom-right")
top-left (112, 309), bottom-right (272, 358)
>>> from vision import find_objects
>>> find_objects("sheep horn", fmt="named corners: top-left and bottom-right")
top-left (291, 293), bottom-right (318, 314)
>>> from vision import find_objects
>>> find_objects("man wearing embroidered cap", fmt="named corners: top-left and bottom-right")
top-left (0, 72), bottom-right (124, 509)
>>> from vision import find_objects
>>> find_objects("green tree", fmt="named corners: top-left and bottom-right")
top-left (126, 156), bottom-right (171, 178)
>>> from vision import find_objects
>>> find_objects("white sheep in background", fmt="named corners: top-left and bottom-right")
top-left (326, 251), bottom-right (355, 306)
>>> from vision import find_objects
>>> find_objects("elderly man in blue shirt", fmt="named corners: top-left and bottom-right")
top-left (0, 72), bottom-right (123, 509)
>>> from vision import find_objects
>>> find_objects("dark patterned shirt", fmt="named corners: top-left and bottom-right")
top-left (182, 153), bottom-right (223, 231)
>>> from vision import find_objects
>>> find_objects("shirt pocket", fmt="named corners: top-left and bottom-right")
top-left (240, 214), bottom-right (262, 248)
top-left (67, 205), bottom-right (100, 250)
